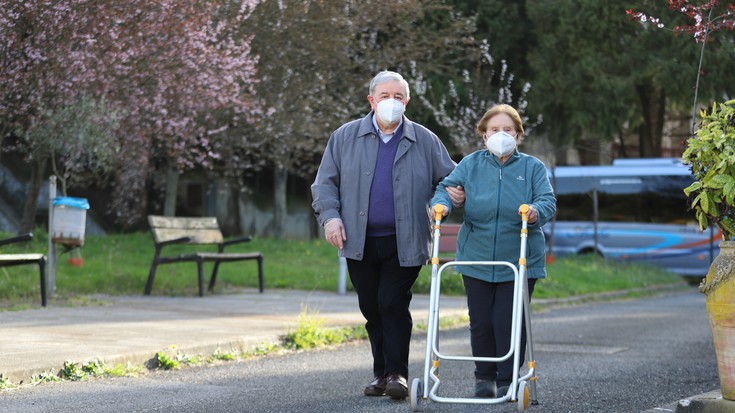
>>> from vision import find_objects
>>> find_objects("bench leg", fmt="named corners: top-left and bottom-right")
top-left (196, 259), bottom-right (204, 297)
top-left (39, 257), bottom-right (47, 307)
top-left (257, 255), bottom-right (264, 293)
top-left (145, 263), bottom-right (157, 295)
top-left (208, 261), bottom-right (221, 292)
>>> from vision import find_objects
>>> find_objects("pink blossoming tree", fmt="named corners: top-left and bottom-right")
top-left (1, 0), bottom-right (261, 231)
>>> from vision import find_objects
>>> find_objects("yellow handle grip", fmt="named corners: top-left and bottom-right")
top-left (519, 204), bottom-right (530, 222)
top-left (433, 204), bottom-right (445, 221)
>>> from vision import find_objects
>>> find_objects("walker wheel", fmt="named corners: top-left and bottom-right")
top-left (517, 380), bottom-right (529, 413)
top-left (410, 378), bottom-right (422, 412)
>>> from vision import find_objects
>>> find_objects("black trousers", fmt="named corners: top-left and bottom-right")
top-left (462, 275), bottom-right (537, 387)
top-left (347, 235), bottom-right (421, 378)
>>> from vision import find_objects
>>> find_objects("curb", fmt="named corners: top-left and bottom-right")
top-left (642, 390), bottom-right (735, 413)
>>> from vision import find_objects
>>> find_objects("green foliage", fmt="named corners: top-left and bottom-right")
top-left (104, 362), bottom-right (144, 378)
top-left (537, 254), bottom-right (682, 298)
top-left (209, 348), bottom-right (239, 362)
top-left (414, 266), bottom-right (466, 295)
top-left (283, 308), bottom-right (350, 350)
top-left (0, 373), bottom-right (14, 390)
top-left (30, 369), bottom-right (61, 385)
top-left (23, 359), bottom-right (141, 388)
top-left (683, 100), bottom-right (735, 240)
top-left (81, 359), bottom-right (106, 376)
top-left (60, 360), bottom-right (88, 381)
top-left (249, 342), bottom-right (281, 356)
top-left (19, 98), bottom-right (122, 195)
top-left (154, 352), bottom-right (181, 370)
top-left (0, 229), bottom-right (685, 309)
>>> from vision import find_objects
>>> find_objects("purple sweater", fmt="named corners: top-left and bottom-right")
top-left (366, 123), bottom-right (403, 236)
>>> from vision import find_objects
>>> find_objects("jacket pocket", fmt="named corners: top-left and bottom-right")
top-left (457, 221), bottom-right (473, 255)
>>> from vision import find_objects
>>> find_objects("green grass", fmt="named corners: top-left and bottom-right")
top-left (0, 229), bottom-right (687, 309)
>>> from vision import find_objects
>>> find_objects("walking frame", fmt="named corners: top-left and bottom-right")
top-left (410, 204), bottom-right (539, 412)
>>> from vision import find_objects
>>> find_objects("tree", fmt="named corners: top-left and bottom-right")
top-left (526, 0), bottom-right (734, 162)
top-left (246, 0), bottom-right (476, 237)
top-left (450, 0), bottom-right (535, 112)
top-left (526, 0), bottom-right (639, 162)
top-left (0, 0), bottom-right (260, 230)
top-left (1, 0), bottom-right (126, 232)
top-left (411, 40), bottom-right (540, 156)
top-left (628, 0), bottom-right (735, 132)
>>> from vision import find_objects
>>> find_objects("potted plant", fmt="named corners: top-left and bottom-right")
top-left (682, 99), bottom-right (735, 400)
top-left (629, 0), bottom-right (735, 401)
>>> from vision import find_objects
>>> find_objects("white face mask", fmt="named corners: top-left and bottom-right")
top-left (485, 131), bottom-right (517, 157)
top-left (376, 98), bottom-right (405, 124)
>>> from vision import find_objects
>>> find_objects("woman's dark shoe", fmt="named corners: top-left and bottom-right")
top-left (385, 373), bottom-right (408, 399)
top-left (496, 385), bottom-right (510, 398)
top-left (474, 379), bottom-right (497, 398)
top-left (364, 375), bottom-right (387, 396)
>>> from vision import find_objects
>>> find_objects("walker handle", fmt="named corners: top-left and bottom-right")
top-left (519, 204), bottom-right (530, 222)
top-left (433, 204), bottom-right (445, 222)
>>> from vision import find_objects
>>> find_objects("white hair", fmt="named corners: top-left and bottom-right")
top-left (369, 71), bottom-right (410, 99)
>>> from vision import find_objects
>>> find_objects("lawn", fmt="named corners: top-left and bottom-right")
top-left (0, 230), bottom-right (688, 309)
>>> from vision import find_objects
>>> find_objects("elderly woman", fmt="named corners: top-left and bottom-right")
top-left (431, 104), bottom-right (556, 398)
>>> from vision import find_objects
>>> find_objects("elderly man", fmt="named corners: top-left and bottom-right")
top-left (311, 70), bottom-right (463, 399)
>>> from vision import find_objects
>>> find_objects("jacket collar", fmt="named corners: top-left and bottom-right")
top-left (358, 111), bottom-right (417, 142)
top-left (483, 149), bottom-right (521, 166)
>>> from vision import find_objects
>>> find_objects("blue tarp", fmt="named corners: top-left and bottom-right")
top-left (52, 196), bottom-right (90, 210)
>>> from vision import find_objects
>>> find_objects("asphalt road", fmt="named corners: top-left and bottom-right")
top-left (0, 289), bottom-right (719, 413)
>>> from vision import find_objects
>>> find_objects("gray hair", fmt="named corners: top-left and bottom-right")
top-left (368, 71), bottom-right (410, 99)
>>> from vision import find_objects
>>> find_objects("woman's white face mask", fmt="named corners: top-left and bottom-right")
top-left (376, 98), bottom-right (405, 124)
top-left (485, 131), bottom-right (517, 157)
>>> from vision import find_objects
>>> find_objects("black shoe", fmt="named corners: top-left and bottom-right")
top-left (497, 385), bottom-right (510, 397)
top-left (364, 375), bottom-right (387, 396)
top-left (474, 379), bottom-right (497, 398)
top-left (385, 373), bottom-right (408, 399)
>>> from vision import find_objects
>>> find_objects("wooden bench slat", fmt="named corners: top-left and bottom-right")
top-left (0, 254), bottom-right (46, 261)
top-left (148, 215), bottom-right (219, 230)
top-left (151, 228), bottom-right (223, 244)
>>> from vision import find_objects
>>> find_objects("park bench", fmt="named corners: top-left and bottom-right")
top-left (145, 215), bottom-right (264, 297)
top-left (0, 233), bottom-right (47, 307)
top-left (437, 223), bottom-right (461, 264)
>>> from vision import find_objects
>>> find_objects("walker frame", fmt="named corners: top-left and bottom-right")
top-left (409, 204), bottom-right (539, 412)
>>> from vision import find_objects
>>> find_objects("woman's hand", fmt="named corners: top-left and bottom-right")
top-left (520, 205), bottom-right (538, 224)
top-left (432, 204), bottom-right (449, 217)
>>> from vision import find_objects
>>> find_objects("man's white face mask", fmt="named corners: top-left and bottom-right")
top-left (485, 131), bottom-right (517, 157)
top-left (376, 98), bottom-right (405, 124)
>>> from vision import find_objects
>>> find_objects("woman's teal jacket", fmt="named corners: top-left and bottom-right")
top-left (431, 149), bottom-right (556, 283)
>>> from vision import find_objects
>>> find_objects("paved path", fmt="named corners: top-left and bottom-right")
top-left (0, 289), bottom-right (468, 383)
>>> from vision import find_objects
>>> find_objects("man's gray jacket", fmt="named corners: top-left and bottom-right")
top-left (311, 112), bottom-right (456, 267)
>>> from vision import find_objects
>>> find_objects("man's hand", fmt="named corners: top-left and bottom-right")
top-left (324, 218), bottom-right (346, 250)
top-left (446, 185), bottom-right (465, 208)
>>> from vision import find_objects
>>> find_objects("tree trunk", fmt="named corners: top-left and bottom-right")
top-left (215, 179), bottom-right (239, 236)
top-left (273, 165), bottom-right (287, 238)
top-left (636, 82), bottom-right (666, 158)
top-left (616, 130), bottom-right (628, 158)
top-left (19, 158), bottom-right (47, 234)
top-left (163, 163), bottom-right (178, 216)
